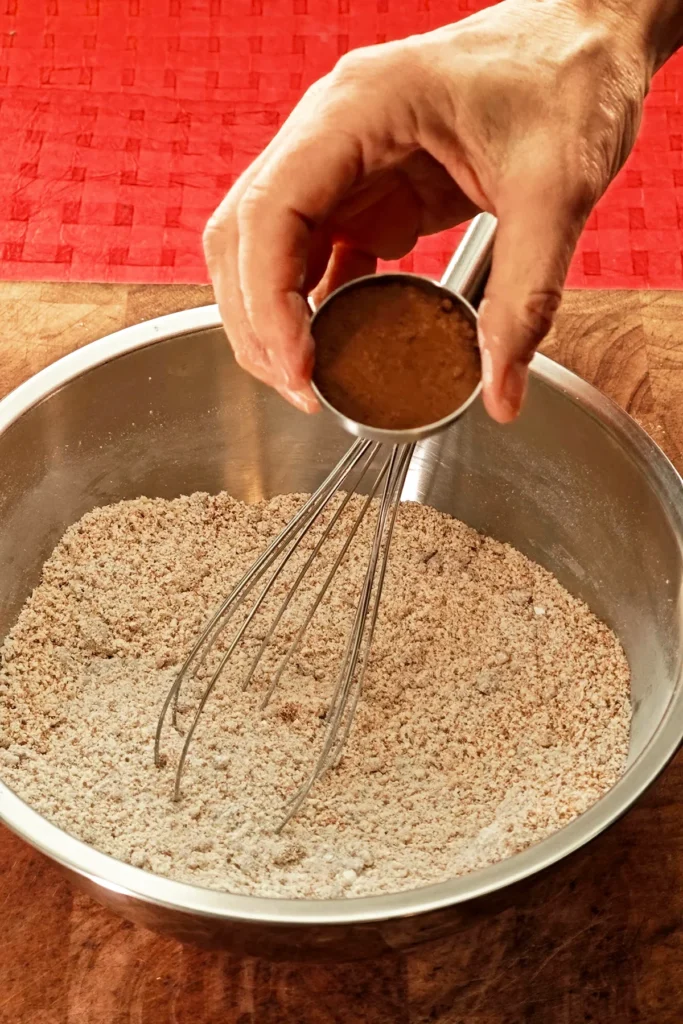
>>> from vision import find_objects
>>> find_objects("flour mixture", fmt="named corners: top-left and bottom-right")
top-left (0, 492), bottom-right (631, 898)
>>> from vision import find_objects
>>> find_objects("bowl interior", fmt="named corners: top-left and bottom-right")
top-left (0, 321), bottom-right (682, 876)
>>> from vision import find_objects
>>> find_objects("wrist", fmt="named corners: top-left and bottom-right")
top-left (572, 0), bottom-right (683, 71)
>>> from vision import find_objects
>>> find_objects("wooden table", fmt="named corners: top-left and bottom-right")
top-left (1, 283), bottom-right (683, 1023)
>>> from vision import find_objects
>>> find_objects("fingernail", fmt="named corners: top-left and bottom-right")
top-left (480, 345), bottom-right (494, 389)
top-left (281, 387), bottom-right (318, 414)
top-left (500, 362), bottom-right (528, 420)
top-left (477, 319), bottom-right (487, 354)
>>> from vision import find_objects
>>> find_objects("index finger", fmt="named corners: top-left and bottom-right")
top-left (237, 125), bottom-right (363, 391)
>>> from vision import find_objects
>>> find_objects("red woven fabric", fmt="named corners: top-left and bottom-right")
top-left (0, 0), bottom-right (681, 286)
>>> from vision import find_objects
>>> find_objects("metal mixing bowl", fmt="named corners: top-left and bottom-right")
top-left (1, 305), bottom-right (682, 960)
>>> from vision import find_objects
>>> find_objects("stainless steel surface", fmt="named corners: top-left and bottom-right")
top-left (311, 276), bottom-right (482, 444)
top-left (1, 301), bottom-right (683, 960)
top-left (310, 212), bottom-right (496, 445)
top-left (441, 210), bottom-right (496, 304)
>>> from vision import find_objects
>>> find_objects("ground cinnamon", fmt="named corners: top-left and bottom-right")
top-left (312, 279), bottom-right (481, 431)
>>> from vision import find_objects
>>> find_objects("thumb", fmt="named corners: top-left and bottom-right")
top-left (478, 190), bottom-right (585, 423)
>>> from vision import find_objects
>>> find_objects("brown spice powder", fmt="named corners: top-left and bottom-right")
top-left (0, 492), bottom-right (631, 899)
top-left (312, 281), bottom-right (481, 431)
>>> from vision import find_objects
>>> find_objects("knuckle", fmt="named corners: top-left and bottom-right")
top-left (202, 214), bottom-right (222, 259)
top-left (302, 71), bottom-right (333, 104)
top-left (202, 199), bottom-right (235, 261)
top-left (302, 41), bottom-right (412, 123)
top-left (236, 182), bottom-right (268, 232)
top-left (332, 43), bottom-right (396, 88)
top-left (333, 48), bottom-right (373, 84)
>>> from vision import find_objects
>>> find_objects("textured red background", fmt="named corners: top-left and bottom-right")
top-left (0, 0), bottom-right (681, 286)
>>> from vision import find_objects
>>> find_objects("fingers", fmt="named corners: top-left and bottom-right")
top-left (478, 182), bottom-right (589, 423)
top-left (310, 243), bottom-right (377, 309)
top-left (236, 128), bottom-right (364, 398)
top-left (204, 43), bottom-right (476, 417)
top-left (204, 107), bottom-right (327, 405)
top-left (204, 156), bottom-right (283, 393)
top-left (205, 105), bottom-right (367, 413)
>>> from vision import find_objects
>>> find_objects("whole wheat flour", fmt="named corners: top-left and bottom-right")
top-left (0, 492), bottom-right (631, 899)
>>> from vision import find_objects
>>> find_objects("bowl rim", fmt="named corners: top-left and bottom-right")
top-left (1, 303), bottom-right (682, 928)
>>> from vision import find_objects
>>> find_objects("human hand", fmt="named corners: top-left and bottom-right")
top-left (204, 0), bottom-right (674, 423)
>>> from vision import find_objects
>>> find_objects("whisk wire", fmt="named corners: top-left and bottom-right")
top-left (163, 441), bottom-right (376, 797)
top-left (279, 443), bottom-right (414, 829)
top-left (260, 452), bottom-right (391, 711)
top-left (241, 442), bottom-right (382, 695)
top-left (154, 437), bottom-right (371, 769)
top-left (325, 443), bottom-right (415, 771)
top-left (156, 436), bottom-right (415, 824)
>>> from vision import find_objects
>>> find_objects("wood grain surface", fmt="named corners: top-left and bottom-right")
top-left (1, 283), bottom-right (683, 1023)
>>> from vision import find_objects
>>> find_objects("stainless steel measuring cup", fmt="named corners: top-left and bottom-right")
top-left (310, 212), bottom-right (497, 445)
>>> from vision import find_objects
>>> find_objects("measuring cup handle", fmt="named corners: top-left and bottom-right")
top-left (441, 212), bottom-right (497, 310)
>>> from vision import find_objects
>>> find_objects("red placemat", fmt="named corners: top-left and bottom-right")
top-left (0, 0), bottom-right (681, 287)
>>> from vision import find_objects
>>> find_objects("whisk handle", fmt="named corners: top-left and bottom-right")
top-left (441, 212), bottom-right (497, 311)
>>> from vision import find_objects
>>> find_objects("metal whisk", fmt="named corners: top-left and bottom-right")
top-left (155, 212), bottom-right (496, 829)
